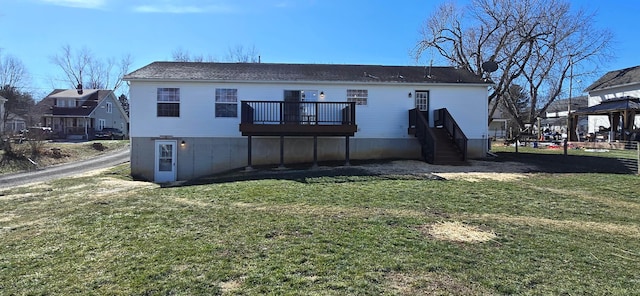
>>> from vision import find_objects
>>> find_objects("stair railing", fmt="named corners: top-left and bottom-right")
top-left (434, 108), bottom-right (468, 161)
top-left (409, 108), bottom-right (436, 163)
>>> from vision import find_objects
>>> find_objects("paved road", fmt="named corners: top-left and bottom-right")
top-left (0, 146), bottom-right (130, 188)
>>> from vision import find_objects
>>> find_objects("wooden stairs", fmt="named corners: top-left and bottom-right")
top-left (408, 108), bottom-right (468, 166)
top-left (429, 127), bottom-right (467, 165)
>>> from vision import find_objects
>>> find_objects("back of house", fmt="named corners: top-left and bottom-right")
top-left (124, 62), bottom-right (491, 183)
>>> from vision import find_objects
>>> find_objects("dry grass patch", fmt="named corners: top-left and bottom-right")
top-left (173, 197), bottom-right (219, 208)
top-left (435, 172), bottom-right (529, 182)
top-left (468, 213), bottom-right (640, 238)
top-left (0, 191), bottom-right (39, 201)
top-left (0, 140), bottom-right (129, 175)
top-left (94, 178), bottom-right (158, 195)
top-left (386, 272), bottom-right (491, 295)
top-left (531, 186), bottom-right (640, 211)
top-left (220, 278), bottom-right (245, 294)
top-left (419, 221), bottom-right (497, 243)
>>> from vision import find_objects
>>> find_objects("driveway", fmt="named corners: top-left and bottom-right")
top-left (0, 146), bottom-right (130, 188)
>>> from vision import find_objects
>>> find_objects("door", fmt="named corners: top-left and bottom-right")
top-left (155, 140), bottom-right (177, 183)
top-left (415, 90), bottom-right (430, 122)
top-left (283, 90), bottom-right (301, 124)
top-left (301, 90), bottom-right (318, 124)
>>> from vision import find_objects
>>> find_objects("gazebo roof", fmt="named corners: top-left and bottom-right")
top-left (574, 96), bottom-right (640, 116)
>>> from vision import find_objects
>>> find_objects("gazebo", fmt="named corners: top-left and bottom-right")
top-left (570, 96), bottom-right (640, 141)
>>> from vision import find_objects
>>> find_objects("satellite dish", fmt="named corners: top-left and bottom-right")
top-left (482, 60), bottom-right (498, 73)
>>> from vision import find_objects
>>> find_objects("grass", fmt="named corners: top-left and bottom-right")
top-left (491, 144), bottom-right (639, 174)
top-left (0, 140), bottom-right (129, 174)
top-left (492, 142), bottom-right (639, 159)
top-left (1, 160), bottom-right (639, 295)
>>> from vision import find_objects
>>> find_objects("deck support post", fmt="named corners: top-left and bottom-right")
top-left (345, 136), bottom-right (351, 166)
top-left (312, 136), bottom-right (318, 168)
top-left (279, 136), bottom-right (285, 168)
top-left (245, 136), bottom-right (253, 171)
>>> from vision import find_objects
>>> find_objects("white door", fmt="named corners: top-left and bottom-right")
top-left (301, 90), bottom-right (318, 123)
top-left (155, 140), bottom-right (177, 183)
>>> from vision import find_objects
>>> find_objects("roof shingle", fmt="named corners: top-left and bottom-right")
top-left (124, 62), bottom-right (489, 84)
top-left (585, 65), bottom-right (640, 92)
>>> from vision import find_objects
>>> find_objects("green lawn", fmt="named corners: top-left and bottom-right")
top-left (493, 143), bottom-right (640, 159)
top-left (1, 163), bottom-right (639, 295)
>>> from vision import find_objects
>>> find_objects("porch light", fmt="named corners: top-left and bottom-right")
top-left (408, 92), bottom-right (412, 98)
top-left (181, 140), bottom-right (186, 147)
top-left (320, 91), bottom-right (325, 99)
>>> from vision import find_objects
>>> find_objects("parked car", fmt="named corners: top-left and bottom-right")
top-left (19, 127), bottom-right (54, 141)
top-left (95, 128), bottom-right (126, 140)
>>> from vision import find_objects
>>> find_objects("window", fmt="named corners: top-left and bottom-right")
top-left (415, 91), bottom-right (429, 111)
top-left (347, 89), bottom-right (368, 105)
top-left (98, 119), bottom-right (106, 130)
top-left (157, 88), bottom-right (180, 117)
top-left (215, 88), bottom-right (238, 117)
top-left (106, 102), bottom-right (113, 113)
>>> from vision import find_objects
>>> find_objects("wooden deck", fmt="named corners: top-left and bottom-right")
top-left (239, 101), bottom-right (357, 136)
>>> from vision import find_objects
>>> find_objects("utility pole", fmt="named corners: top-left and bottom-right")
top-left (567, 56), bottom-right (574, 141)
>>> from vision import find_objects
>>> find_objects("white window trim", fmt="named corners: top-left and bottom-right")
top-left (347, 89), bottom-right (368, 106)
top-left (106, 102), bottom-right (113, 113)
top-left (157, 88), bottom-right (181, 117)
top-left (215, 88), bottom-right (238, 118)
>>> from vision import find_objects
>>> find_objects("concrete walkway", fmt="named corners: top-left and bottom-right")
top-left (0, 146), bottom-right (130, 188)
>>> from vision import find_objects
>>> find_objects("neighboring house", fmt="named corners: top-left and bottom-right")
top-left (488, 100), bottom-right (508, 139)
top-left (4, 112), bottom-right (27, 134)
top-left (584, 65), bottom-right (640, 137)
top-left (34, 88), bottom-right (129, 140)
top-left (124, 62), bottom-right (492, 183)
top-left (541, 96), bottom-right (588, 139)
top-left (1, 95), bottom-right (29, 135)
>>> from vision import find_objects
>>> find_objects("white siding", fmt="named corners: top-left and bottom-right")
top-left (129, 81), bottom-right (489, 139)
top-left (587, 84), bottom-right (640, 133)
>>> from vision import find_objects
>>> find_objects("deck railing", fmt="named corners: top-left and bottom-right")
top-left (241, 101), bottom-right (356, 125)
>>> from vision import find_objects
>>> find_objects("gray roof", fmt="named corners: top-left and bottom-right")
top-left (546, 96), bottom-right (588, 113)
top-left (574, 96), bottom-right (640, 115)
top-left (585, 65), bottom-right (640, 92)
top-left (124, 62), bottom-right (489, 84)
top-left (35, 89), bottom-right (113, 117)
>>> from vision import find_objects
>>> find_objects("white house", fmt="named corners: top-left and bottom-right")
top-left (124, 62), bottom-right (492, 183)
top-left (584, 65), bottom-right (640, 137)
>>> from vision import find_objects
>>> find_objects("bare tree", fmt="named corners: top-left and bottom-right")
top-left (226, 44), bottom-right (260, 63)
top-left (171, 45), bottom-right (260, 63)
top-left (414, 0), bottom-right (613, 134)
top-left (0, 85), bottom-right (35, 137)
top-left (0, 50), bottom-right (29, 89)
top-left (171, 47), bottom-right (216, 62)
top-left (0, 52), bottom-right (33, 133)
top-left (50, 44), bottom-right (132, 92)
